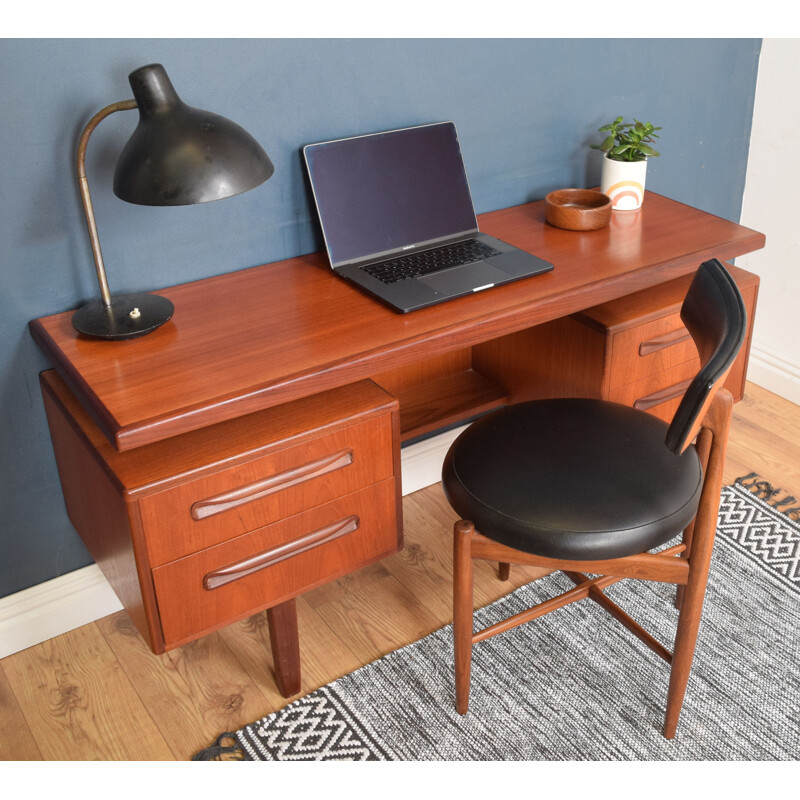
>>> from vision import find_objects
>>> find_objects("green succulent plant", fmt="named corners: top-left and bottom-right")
top-left (591, 116), bottom-right (661, 162)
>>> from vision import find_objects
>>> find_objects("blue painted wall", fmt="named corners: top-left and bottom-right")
top-left (0, 39), bottom-right (761, 598)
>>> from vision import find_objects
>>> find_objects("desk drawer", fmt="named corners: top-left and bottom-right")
top-left (608, 362), bottom-right (700, 423)
top-left (141, 415), bottom-right (394, 567)
top-left (152, 479), bottom-right (398, 647)
top-left (576, 264), bottom-right (758, 404)
top-left (607, 313), bottom-right (697, 390)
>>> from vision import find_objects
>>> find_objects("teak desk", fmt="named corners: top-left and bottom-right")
top-left (30, 192), bottom-right (764, 698)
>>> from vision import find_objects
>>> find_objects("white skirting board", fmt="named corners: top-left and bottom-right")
top-left (0, 564), bottom-right (123, 659)
top-left (746, 343), bottom-right (800, 406)
top-left (0, 425), bottom-right (465, 660)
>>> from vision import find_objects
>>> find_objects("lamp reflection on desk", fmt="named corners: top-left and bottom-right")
top-left (73, 63), bottom-right (274, 340)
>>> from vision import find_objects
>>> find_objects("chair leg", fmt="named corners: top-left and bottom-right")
top-left (453, 520), bottom-right (475, 715)
top-left (664, 571), bottom-right (708, 738)
top-left (675, 428), bottom-right (713, 611)
top-left (665, 393), bottom-right (731, 739)
top-left (664, 493), bottom-right (719, 736)
top-left (498, 562), bottom-right (511, 581)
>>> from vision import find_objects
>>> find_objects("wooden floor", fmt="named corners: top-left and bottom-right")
top-left (1, 382), bottom-right (798, 761)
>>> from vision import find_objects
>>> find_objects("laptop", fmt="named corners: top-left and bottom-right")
top-left (303, 121), bottom-right (553, 313)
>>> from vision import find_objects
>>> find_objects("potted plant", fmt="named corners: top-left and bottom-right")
top-left (591, 117), bottom-right (661, 210)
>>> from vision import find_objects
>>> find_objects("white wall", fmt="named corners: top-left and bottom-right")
top-left (738, 39), bottom-right (800, 404)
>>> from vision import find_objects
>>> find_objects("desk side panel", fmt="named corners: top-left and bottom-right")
top-left (40, 374), bottom-right (164, 652)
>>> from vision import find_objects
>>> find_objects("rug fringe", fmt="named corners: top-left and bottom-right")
top-left (191, 731), bottom-right (244, 761)
top-left (735, 473), bottom-right (800, 520)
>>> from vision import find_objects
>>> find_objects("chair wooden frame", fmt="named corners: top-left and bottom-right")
top-left (452, 388), bottom-right (734, 739)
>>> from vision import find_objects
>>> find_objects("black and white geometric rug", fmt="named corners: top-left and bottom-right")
top-left (194, 479), bottom-right (800, 761)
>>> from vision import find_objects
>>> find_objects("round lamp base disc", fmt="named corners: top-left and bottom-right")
top-left (72, 293), bottom-right (174, 340)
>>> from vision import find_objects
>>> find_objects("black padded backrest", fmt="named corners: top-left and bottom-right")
top-left (665, 259), bottom-right (747, 454)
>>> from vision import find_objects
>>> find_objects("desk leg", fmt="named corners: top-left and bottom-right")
top-left (267, 599), bottom-right (301, 698)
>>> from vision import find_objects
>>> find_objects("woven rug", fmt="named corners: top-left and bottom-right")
top-left (194, 477), bottom-right (800, 760)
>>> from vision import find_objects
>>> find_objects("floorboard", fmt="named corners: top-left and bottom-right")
top-left (1, 623), bottom-right (171, 760)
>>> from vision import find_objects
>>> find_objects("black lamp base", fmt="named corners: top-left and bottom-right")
top-left (72, 292), bottom-right (174, 340)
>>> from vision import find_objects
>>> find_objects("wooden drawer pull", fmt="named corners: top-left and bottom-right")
top-left (203, 514), bottom-right (360, 590)
top-left (633, 378), bottom-right (693, 412)
top-left (191, 449), bottom-right (354, 520)
top-left (638, 328), bottom-right (692, 357)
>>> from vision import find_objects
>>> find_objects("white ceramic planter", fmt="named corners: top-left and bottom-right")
top-left (600, 154), bottom-right (648, 210)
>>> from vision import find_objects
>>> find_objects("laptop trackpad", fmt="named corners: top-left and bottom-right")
top-left (418, 262), bottom-right (509, 296)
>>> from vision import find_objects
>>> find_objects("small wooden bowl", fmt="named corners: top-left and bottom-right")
top-left (544, 189), bottom-right (612, 231)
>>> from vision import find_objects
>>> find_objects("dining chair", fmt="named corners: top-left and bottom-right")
top-left (442, 258), bottom-right (747, 738)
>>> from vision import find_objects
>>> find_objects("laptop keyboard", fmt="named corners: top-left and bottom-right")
top-left (362, 239), bottom-right (501, 284)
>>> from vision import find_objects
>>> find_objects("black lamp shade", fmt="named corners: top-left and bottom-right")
top-left (113, 64), bottom-right (274, 206)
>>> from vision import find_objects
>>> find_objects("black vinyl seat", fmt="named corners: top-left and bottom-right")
top-left (443, 397), bottom-right (703, 562)
top-left (443, 258), bottom-right (747, 739)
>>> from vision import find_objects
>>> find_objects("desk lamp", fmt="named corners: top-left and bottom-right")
top-left (73, 63), bottom-right (274, 339)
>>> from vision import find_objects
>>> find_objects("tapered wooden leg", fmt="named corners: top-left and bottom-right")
top-left (664, 565), bottom-right (709, 738)
top-left (665, 392), bottom-right (732, 738)
top-left (676, 428), bottom-right (714, 610)
top-left (267, 598), bottom-right (301, 698)
top-left (498, 562), bottom-right (511, 581)
top-left (453, 520), bottom-right (475, 715)
top-left (665, 509), bottom-right (715, 738)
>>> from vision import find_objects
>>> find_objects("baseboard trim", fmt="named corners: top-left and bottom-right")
top-left (0, 428), bottom-right (461, 659)
top-left (746, 343), bottom-right (800, 406)
top-left (399, 424), bottom-right (468, 496)
top-left (0, 564), bottom-right (123, 659)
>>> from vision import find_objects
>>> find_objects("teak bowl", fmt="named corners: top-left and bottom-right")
top-left (544, 189), bottom-right (612, 231)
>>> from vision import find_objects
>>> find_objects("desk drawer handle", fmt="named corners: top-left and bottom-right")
top-left (633, 378), bottom-right (693, 411)
top-left (203, 514), bottom-right (360, 590)
top-left (191, 449), bottom-right (354, 520)
top-left (639, 328), bottom-right (692, 357)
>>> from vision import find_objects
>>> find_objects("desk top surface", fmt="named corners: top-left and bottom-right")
top-left (30, 192), bottom-right (764, 451)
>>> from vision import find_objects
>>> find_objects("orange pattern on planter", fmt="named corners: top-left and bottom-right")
top-left (605, 180), bottom-right (644, 210)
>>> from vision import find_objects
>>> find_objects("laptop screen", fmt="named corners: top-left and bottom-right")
top-left (304, 122), bottom-right (479, 268)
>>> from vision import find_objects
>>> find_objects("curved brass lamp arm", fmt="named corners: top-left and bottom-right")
top-left (76, 99), bottom-right (137, 308)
